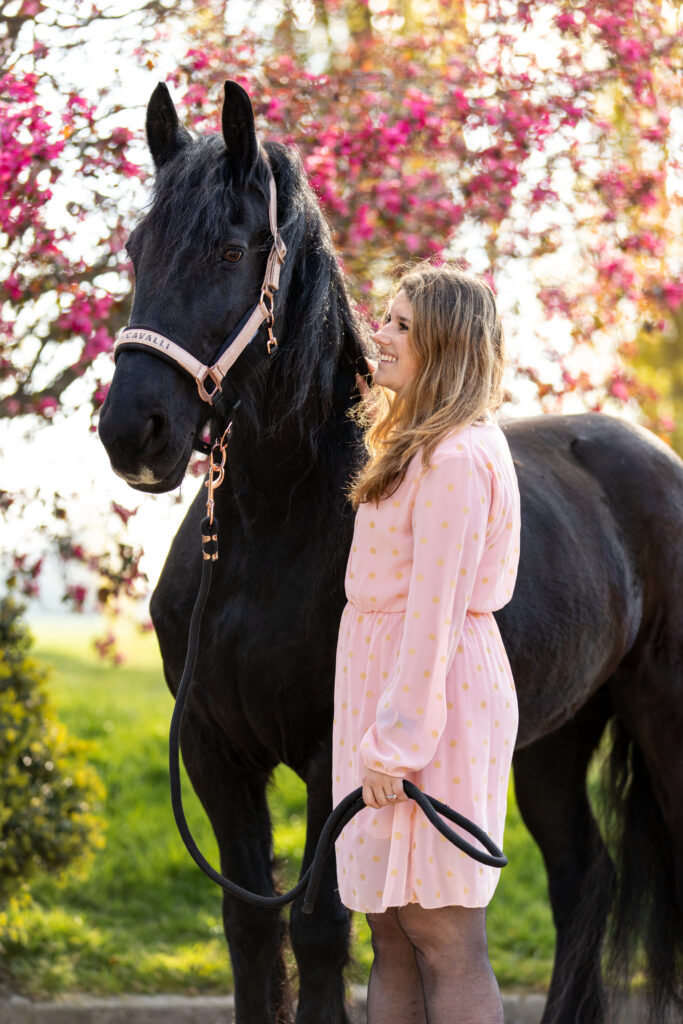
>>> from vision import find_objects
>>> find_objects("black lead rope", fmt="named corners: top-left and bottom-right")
top-left (169, 515), bottom-right (508, 917)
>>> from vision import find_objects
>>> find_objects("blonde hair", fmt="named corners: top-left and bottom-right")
top-left (347, 263), bottom-right (507, 509)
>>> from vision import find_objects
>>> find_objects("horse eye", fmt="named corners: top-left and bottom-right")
top-left (222, 249), bottom-right (243, 264)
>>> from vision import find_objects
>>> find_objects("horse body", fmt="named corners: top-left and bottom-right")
top-left (99, 82), bottom-right (682, 1024)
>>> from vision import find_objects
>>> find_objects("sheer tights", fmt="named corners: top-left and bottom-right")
top-left (366, 904), bottom-right (504, 1024)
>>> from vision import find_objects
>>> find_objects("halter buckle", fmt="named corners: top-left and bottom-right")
top-left (197, 367), bottom-right (224, 405)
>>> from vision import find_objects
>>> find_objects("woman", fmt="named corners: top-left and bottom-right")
top-left (333, 263), bottom-right (521, 1023)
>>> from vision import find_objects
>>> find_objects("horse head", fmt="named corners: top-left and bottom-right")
top-left (100, 81), bottom-right (345, 493)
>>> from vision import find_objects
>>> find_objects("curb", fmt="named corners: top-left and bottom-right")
top-left (0, 990), bottom-right (647, 1023)
top-left (0, 990), bottom-right (549, 1024)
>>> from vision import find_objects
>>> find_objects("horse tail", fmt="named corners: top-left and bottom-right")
top-left (599, 715), bottom-right (683, 1022)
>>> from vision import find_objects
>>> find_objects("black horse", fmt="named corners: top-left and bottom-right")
top-left (99, 82), bottom-right (683, 1024)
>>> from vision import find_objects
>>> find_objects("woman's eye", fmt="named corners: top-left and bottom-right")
top-left (222, 249), bottom-right (243, 264)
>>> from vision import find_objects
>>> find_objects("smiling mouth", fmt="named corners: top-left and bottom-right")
top-left (378, 354), bottom-right (398, 363)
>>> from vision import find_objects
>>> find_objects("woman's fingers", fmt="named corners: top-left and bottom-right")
top-left (361, 772), bottom-right (407, 808)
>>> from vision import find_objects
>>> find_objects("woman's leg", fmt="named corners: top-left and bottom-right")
top-left (395, 904), bottom-right (503, 1024)
top-left (366, 908), bottom-right (428, 1024)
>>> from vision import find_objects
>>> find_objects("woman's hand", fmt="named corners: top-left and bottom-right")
top-left (362, 767), bottom-right (408, 809)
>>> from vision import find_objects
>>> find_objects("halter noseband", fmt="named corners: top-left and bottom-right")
top-left (113, 151), bottom-right (286, 442)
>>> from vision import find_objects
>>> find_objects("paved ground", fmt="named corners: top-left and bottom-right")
top-left (0, 988), bottom-right (649, 1023)
top-left (0, 990), bottom-right (601, 1024)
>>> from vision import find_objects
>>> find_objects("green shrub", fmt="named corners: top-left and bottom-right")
top-left (0, 597), bottom-right (105, 909)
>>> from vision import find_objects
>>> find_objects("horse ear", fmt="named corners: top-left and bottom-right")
top-left (146, 82), bottom-right (191, 171)
top-left (221, 81), bottom-right (259, 179)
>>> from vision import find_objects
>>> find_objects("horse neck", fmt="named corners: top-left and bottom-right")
top-left (218, 355), bottom-right (361, 536)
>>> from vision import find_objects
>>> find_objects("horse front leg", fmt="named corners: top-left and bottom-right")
top-left (289, 744), bottom-right (352, 1024)
top-left (179, 709), bottom-right (292, 1024)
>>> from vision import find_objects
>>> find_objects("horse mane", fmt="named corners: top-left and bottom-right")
top-left (140, 132), bottom-right (369, 456)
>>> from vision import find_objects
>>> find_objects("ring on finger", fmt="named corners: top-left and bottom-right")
top-left (386, 793), bottom-right (397, 801)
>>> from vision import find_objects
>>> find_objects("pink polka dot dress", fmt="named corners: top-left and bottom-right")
top-left (333, 418), bottom-right (521, 912)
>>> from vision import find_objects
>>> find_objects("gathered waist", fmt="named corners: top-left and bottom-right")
top-left (344, 599), bottom-right (493, 618)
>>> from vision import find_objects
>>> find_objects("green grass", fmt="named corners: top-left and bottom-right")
top-left (2, 620), bottom-right (553, 996)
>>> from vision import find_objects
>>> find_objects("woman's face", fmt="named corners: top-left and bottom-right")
top-left (371, 290), bottom-right (419, 393)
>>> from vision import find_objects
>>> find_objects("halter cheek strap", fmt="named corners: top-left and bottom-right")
top-left (113, 153), bottom-right (286, 410)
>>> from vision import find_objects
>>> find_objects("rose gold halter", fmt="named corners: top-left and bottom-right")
top-left (113, 151), bottom-right (286, 405)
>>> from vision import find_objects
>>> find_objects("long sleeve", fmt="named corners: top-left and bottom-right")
top-left (360, 451), bottom-right (490, 775)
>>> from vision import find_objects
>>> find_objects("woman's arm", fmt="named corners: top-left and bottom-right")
top-left (360, 450), bottom-right (490, 777)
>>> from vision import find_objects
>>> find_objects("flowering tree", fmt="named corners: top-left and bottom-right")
top-left (1, 0), bottom-right (681, 621)
top-left (0, 1), bottom-right (176, 619)
top-left (170, 0), bottom-right (682, 424)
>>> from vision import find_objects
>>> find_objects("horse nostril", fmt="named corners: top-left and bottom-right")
top-left (139, 412), bottom-right (168, 454)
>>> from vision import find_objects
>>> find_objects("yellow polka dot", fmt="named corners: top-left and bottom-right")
top-left (429, 633), bottom-right (436, 641)
top-left (494, 720), bottom-right (500, 728)
top-left (360, 873), bottom-right (366, 881)
top-left (352, 708), bottom-right (359, 716)
top-left (402, 684), bottom-right (410, 692)
top-left (425, 500), bottom-right (432, 508)
top-left (360, 672), bottom-right (366, 680)
top-left (408, 647), bottom-right (416, 655)
top-left (464, 886), bottom-right (470, 895)
top-left (447, 701), bottom-right (453, 710)
top-left (390, 868), bottom-right (398, 877)
top-left (456, 443), bottom-right (464, 451)
top-left (462, 506), bottom-right (470, 514)
top-left (432, 595), bottom-right (440, 604)
top-left (392, 549), bottom-right (399, 557)
top-left (359, 836), bottom-right (365, 845)
top-left (395, 571), bottom-right (403, 579)
top-left (369, 571), bottom-right (376, 579)
top-left (462, 682), bottom-right (469, 690)
top-left (482, 577), bottom-right (489, 584)
top-left (473, 532), bottom-right (479, 540)
top-left (376, 890), bottom-right (383, 898)
top-left (453, 776), bottom-right (461, 784)
top-left (457, 644), bottom-right (464, 653)
top-left (416, 878), bottom-right (423, 886)
top-left (436, 890), bottom-right (441, 898)
top-left (436, 693), bottom-right (443, 701)
top-left (466, 720), bottom-right (472, 727)
top-left (394, 832), bottom-right (402, 840)
top-left (373, 856), bottom-right (380, 863)
top-left (370, 547), bottom-right (376, 554)
top-left (449, 739), bottom-right (457, 747)
top-left (416, 707), bottom-right (424, 715)
top-left (474, 794), bottom-right (479, 802)
top-left (441, 521), bottom-right (448, 529)
top-left (411, 743), bottom-right (419, 752)
top-left (431, 729), bottom-right (439, 738)
top-left (460, 568), bottom-right (467, 576)
top-left (436, 557), bottom-right (444, 566)
top-left (423, 670), bottom-right (431, 679)
top-left (490, 757), bottom-right (497, 765)
top-left (392, 500), bottom-right (400, 507)
top-left (369, 521), bottom-right (375, 528)
top-left (447, 869), bottom-right (453, 877)
top-left (389, 525), bottom-right (396, 533)
top-left (476, 664), bottom-right (482, 671)
top-left (434, 760), bottom-right (442, 768)
top-left (480, 701), bottom-right (487, 709)
top-left (470, 757), bottom-right (476, 765)
top-left (446, 483), bottom-right (454, 491)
